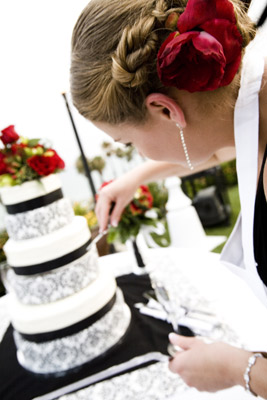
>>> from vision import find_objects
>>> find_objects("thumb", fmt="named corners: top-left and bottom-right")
top-left (169, 333), bottom-right (197, 351)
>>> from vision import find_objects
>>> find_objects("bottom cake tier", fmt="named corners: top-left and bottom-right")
top-left (14, 288), bottom-right (131, 374)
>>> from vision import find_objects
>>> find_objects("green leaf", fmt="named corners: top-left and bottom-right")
top-left (107, 229), bottom-right (118, 243)
top-left (27, 139), bottom-right (41, 147)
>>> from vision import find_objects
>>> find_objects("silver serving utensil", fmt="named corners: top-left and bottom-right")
top-left (87, 229), bottom-right (108, 251)
top-left (151, 281), bottom-right (179, 332)
top-left (151, 281), bottom-right (196, 356)
top-left (87, 201), bottom-right (116, 250)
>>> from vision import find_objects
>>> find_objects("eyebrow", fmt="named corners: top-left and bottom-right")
top-left (114, 138), bottom-right (121, 142)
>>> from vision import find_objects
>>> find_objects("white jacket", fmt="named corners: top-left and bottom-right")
top-left (220, 40), bottom-right (267, 306)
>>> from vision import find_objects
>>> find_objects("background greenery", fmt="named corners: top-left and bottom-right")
top-left (205, 185), bottom-right (240, 253)
top-left (0, 160), bottom-right (239, 296)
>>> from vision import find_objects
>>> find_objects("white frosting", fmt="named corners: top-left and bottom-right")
top-left (0, 174), bottom-right (61, 205)
top-left (4, 216), bottom-right (91, 267)
top-left (9, 266), bottom-right (117, 334)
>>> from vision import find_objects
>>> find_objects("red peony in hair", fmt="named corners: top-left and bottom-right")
top-left (157, 0), bottom-right (243, 92)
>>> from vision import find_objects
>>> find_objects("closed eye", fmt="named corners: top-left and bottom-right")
top-left (125, 142), bottom-right (133, 147)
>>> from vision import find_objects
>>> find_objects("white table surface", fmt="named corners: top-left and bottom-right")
top-left (1, 247), bottom-right (267, 400)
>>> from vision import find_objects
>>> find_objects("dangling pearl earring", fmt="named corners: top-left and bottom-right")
top-left (176, 123), bottom-right (194, 171)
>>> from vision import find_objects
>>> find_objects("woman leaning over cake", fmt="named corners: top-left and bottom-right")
top-left (70, 0), bottom-right (267, 397)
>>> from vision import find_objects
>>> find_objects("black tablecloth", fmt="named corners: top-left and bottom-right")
top-left (0, 273), bottom-right (173, 400)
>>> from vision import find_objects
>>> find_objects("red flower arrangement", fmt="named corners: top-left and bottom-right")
top-left (97, 181), bottom-right (158, 243)
top-left (0, 125), bottom-right (65, 186)
top-left (129, 185), bottom-right (153, 216)
top-left (157, 0), bottom-right (243, 92)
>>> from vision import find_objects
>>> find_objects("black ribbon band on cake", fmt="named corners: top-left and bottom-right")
top-left (18, 294), bottom-right (116, 343)
top-left (12, 239), bottom-right (92, 276)
top-left (0, 273), bottom-right (174, 400)
top-left (6, 188), bottom-right (63, 214)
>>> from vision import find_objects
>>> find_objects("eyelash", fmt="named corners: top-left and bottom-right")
top-left (125, 142), bottom-right (132, 147)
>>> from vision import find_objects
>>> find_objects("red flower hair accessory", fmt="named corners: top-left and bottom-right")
top-left (157, 0), bottom-right (243, 92)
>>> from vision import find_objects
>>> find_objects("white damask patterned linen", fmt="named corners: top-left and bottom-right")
top-left (58, 362), bottom-right (189, 400)
top-left (3, 246), bottom-right (99, 304)
top-left (1, 247), bottom-right (251, 400)
top-left (5, 198), bottom-right (74, 240)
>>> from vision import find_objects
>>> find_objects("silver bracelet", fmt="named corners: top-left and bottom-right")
top-left (243, 353), bottom-right (263, 396)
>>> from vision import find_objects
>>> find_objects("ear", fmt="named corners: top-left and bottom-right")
top-left (145, 93), bottom-right (186, 128)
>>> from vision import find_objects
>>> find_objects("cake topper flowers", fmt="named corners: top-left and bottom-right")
top-left (0, 125), bottom-right (65, 187)
top-left (157, 0), bottom-right (243, 92)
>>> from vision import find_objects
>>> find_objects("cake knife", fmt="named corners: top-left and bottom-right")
top-left (87, 201), bottom-right (115, 250)
top-left (86, 229), bottom-right (108, 250)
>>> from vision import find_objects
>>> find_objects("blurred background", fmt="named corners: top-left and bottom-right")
top-left (0, 0), bottom-right (266, 284)
top-left (0, 0), bottom-right (266, 197)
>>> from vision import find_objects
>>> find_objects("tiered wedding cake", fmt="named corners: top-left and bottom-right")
top-left (1, 174), bottom-right (131, 374)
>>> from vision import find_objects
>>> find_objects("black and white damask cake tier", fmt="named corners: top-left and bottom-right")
top-left (4, 216), bottom-right (91, 273)
top-left (14, 289), bottom-right (131, 374)
top-left (5, 198), bottom-right (74, 241)
top-left (3, 246), bottom-right (99, 305)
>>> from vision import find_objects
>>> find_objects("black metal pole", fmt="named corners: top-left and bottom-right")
top-left (132, 238), bottom-right (145, 267)
top-left (62, 92), bottom-right (97, 202)
top-left (257, 3), bottom-right (267, 28)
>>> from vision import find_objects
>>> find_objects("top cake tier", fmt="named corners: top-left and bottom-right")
top-left (0, 174), bottom-right (76, 241)
top-left (0, 174), bottom-right (62, 207)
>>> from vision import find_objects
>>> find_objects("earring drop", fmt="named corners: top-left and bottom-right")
top-left (176, 123), bottom-right (194, 171)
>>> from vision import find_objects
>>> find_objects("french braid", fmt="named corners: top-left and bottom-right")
top-left (71, 0), bottom-right (256, 125)
top-left (111, 1), bottom-right (185, 89)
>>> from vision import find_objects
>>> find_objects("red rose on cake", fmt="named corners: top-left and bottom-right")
top-left (27, 149), bottom-right (65, 176)
top-left (0, 153), bottom-right (8, 175)
top-left (1, 125), bottom-right (20, 145)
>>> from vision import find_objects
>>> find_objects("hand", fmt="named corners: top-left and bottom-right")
top-left (168, 333), bottom-right (252, 392)
top-left (95, 175), bottom-right (139, 232)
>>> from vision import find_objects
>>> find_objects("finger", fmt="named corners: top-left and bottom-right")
top-left (110, 201), bottom-right (124, 227)
top-left (96, 197), bottom-right (112, 232)
top-left (169, 333), bottom-right (197, 351)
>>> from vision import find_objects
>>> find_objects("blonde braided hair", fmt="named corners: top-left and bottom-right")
top-left (111, 1), bottom-right (185, 89)
top-left (71, 0), bottom-right (256, 125)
